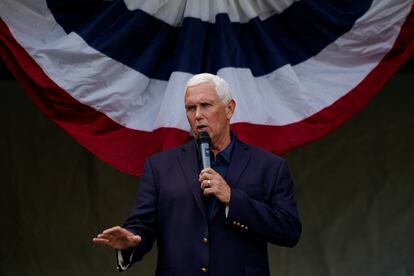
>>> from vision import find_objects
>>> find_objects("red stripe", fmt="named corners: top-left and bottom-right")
top-left (1, 5), bottom-right (413, 175)
top-left (233, 3), bottom-right (414, 153)
top-left (0, 19), bottom-right (189, 175)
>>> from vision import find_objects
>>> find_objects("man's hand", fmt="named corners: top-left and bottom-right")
top-left (199, 168), bottom-right (231, 204)
top-left (92, 226), bottom-right (141, 250)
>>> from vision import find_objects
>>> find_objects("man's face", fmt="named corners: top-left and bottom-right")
top-left (184, 82), bottom-right (235, 146)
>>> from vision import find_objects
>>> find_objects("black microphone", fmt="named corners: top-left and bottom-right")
top-left (197, 131), bottom-right (211, 169)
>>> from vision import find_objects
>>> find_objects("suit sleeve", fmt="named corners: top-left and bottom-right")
top-left (226, 159), bottom-right (301, 247)
top-left (118, 158), bottom-right (159, 270)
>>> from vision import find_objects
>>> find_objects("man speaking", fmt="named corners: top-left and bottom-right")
top-left (93, 73), bottom-right (301, 275)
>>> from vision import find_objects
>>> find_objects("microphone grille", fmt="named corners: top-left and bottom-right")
top-left (197, 131), bottom-right (210, 144)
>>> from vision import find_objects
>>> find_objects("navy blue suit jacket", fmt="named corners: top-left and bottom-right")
top-left (122, 138), bottom-right (301, 275)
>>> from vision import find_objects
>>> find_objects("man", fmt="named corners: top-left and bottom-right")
top-left (93, 73), bottom-right (301, 275)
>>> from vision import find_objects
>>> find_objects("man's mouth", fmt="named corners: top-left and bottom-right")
top-left (196, 125), bottom-right (208, 132)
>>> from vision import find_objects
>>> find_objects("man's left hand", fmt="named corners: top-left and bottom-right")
top-left (199, 168), bottom-right (231, 204)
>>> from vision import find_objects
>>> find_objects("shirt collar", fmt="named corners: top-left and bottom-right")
top-left (195, 132), bottom-right (236, 163)
top-left (215, 132), bottom-right (235, 163)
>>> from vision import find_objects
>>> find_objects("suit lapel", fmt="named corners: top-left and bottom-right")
top-left (178, 141), bottom-right (207, 223)
top-left (211, 139), bottom-right (251, 220)
top-left (226, 139), bottom-right (251, 188)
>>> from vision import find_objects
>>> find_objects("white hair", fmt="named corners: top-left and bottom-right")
top-left (185, 73), bottom-right (233, 103)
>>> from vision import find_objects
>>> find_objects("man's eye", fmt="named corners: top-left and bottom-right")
top-left (186, 106), bottom-right (195, 112)
top-left (201, 103), bottom-right (211, 108)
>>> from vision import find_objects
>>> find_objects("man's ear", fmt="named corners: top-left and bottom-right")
top-left (226, 100), bottom-right (236, 120)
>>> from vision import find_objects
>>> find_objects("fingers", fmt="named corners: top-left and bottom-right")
top-left (92, 226), bottom-right (141, 249)
top-left (199, 168), bottom-right (217, 181)
top-left (92, 237), bottom-right (110, 245)
top-left (93, 226), bottom-right (122, 241)
top-left (202, 186), bottom-right (215, 196)
top-left (201, 180), bottom-right (223, 197)
top-left (200, 179), bottom-right (213, 190)
top-left (199, 169), bottom-right (223, 187)
top-left (102, 226), bottom-right (126, 235)
top-left (92, 227), bottom-right (120, 245)
top-left (199, 175), bottom-right (231, 204)
top-left (199, 168), bottom-right (231, 203)
top-left (96, 232), bottom-right (114, 240)
top-left (199, 169), bottom-right (226, 192)
top-left (129, 235), bottom-right (141, 244)
top-left (200, 168), bottom-right (215, 175)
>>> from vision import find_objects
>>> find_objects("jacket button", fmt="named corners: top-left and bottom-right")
top-left (201, 267), bottom-right (208, 273)
top-left (202, 237), bottom-right (208, 244)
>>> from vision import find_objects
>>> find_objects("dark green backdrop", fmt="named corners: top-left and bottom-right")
top-left (1, 73), bottom-right (413, 276)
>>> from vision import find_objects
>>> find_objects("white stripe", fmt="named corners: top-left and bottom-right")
top-left (123, 0), bottom-right (299, 25)
top-left (0, 0), bottom-right (412, 132)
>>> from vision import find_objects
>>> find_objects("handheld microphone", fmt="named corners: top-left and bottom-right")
top-left (197, 131), bottom-right (211, 169)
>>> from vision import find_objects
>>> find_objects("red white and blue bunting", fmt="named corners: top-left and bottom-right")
top-left (1, 0), bottom-right (413, 175)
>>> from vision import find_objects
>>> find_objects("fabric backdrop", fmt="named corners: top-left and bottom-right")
top-left (1, 0), bottom-right (413, 175)
top-left (1, 70), bottom-right (412, 275)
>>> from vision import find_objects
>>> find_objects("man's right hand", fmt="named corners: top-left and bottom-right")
top-left (92, 226), bottom-right (141, 250)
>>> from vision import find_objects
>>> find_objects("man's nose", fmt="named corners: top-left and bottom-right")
top-left (195, 106), bottom-right (203, 119)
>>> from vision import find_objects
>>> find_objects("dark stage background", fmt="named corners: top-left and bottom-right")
top-left (0, 70), bottom-right (413, 275)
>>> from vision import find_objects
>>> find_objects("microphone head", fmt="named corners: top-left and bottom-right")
top-left (197, 131), bottom-right (210, 145)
